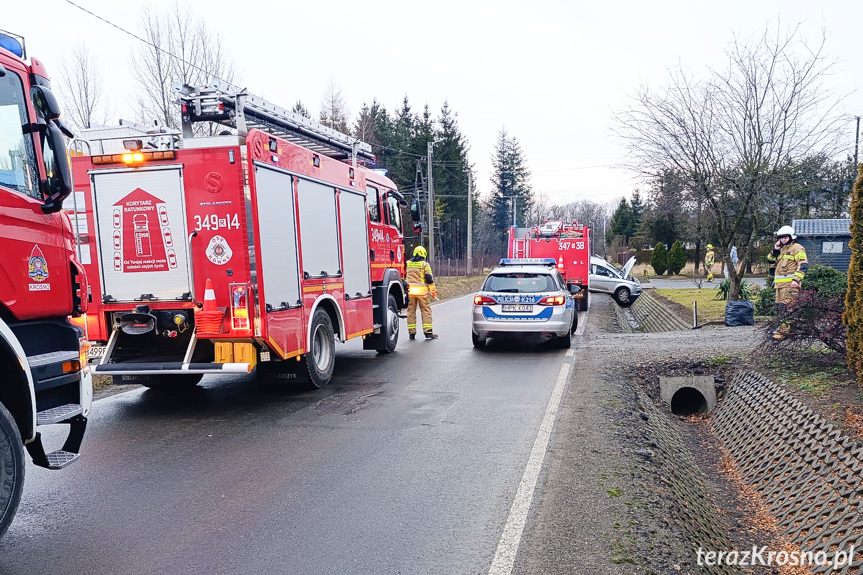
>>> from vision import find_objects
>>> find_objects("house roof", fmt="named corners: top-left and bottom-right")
top-left (792, 218), bottom-right (851, 237)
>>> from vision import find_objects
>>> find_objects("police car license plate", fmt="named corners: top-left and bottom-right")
top-left (87, 346), bottom-right (106, 361)
top-left (502, 304), bottom-right (533, 312)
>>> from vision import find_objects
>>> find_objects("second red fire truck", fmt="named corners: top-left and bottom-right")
top-left (70, 84), bottom-right (409, 389)
top-left (507, 221), bottom-right (592, 311)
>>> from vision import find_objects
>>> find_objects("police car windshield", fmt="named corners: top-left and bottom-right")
top-left (484, 273), bottom-right (556, 293)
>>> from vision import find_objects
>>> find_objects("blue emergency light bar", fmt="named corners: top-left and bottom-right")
top-left (0, 31), bottom-right (25, 59)
top-left (499, 258), bottom-right (557, 266)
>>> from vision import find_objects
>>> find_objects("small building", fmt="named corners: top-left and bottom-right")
top-left (792, 218), bottom-right (852, 272)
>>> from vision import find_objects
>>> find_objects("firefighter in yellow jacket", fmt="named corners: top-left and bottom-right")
top-left (767, 225), bottom-right (808, 310)
top-left (704, 244), bottom-right (716, 282)
top-left (406, 246), bottom-right (438, 339)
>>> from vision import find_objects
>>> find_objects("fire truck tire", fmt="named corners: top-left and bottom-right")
top-left (0, 402), bottom-right (24, 540)
top-left (578, 294), bottom-right (589, 312)
top-left (377, 294), bottom-right (400, 354)
top-left (304, 308), bottom-right (336, 389)
top-left (614, 287), bottom-right (633, 307)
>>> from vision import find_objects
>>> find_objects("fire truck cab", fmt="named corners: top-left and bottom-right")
top-left (0, 30), bottom-right (92, 539)
top-left (70, 84), bottom-right (408, 389)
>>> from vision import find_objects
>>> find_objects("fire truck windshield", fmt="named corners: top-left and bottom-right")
top-left (0, 70), bottom-right (38, 197)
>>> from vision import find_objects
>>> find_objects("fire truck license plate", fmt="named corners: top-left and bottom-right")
top-left (87, 346), bottom-right (106, 361)
top-left (502, 304), bottom-right (533, 312)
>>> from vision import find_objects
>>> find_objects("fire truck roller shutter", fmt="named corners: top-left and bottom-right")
top-left (338, 189), bottom-right (372, 298)
top-left (91, 166), bottom-right (190, 302)
top-left (252, 163), bottom-right (301, 311)
top-left (297, 178), bottom-right (341, 279)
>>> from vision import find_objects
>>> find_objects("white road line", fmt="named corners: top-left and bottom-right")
top-left (575, 309), bottom-right (589, 336)
top-left (565, 349), bottom-right (574, 357)
top-left (488, 361), bottom-right (572, 575)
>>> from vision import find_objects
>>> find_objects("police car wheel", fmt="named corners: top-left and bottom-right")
top-left (0, 402), bottom-right (25, 540)
top-left (556, 330), bottom-right (572, 349)
top-left (377, 294), bottom-right (400, 354)
top-left (305, 308), bottom-right (336, 389)
top-left (472, 331), bottom-right (486, 349)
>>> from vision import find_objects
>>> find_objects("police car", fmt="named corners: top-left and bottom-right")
top-left (472, 258), bottom-right (580, 349)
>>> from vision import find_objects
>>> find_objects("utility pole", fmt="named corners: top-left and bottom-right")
top-left (856, 116), bottom-right (860, 167)
top-left (427, 142), bottom-right (435, 267)
top-left (466, 169), bottom-right (472, 274)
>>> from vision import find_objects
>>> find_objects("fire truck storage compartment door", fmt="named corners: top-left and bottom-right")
top-left (252, 163), bottom-right (301, 311)
top-left (91, 166), bottom-right (191, 302)
top-left (297, 178), bottom-right (340, 278)
top-left (338, 189), bottom-right (372, 298)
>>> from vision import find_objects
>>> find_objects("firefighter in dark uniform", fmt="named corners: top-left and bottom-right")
top-left (406, 246), bottom-right (438, 339)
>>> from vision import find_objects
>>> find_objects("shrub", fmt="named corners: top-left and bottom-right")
top-left (667, 240), bottom-right (686, 275)
top-left (715, 278), bottom-right (755, 301)
top-left (762, 289), bottom-right (846, 354)
top-left (755, 283), bottom-right (775, 315)
top-left (801, 264), bottom-right (847, 298)
top-left (847, 165), bottom-right (863, 386)
top-left (651, 242), bottom-right (667, 276)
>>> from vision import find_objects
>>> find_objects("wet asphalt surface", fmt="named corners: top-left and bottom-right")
top-left (0, 296), bottom-right (583, 575)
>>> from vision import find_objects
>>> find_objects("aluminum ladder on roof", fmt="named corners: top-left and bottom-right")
top-left (175, 81), bottom-right (373, 163)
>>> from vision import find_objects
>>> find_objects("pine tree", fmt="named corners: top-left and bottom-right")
top-left (291, 100), bottom-right (310, 118)
top-left (489, 128), bottom-right (532, 234)
top-left (432, 101), bottom-right (470, 259)
top-left (607, 198), bottom-right (634, 245)
top-left (844, 164), bottom-right (863, 387)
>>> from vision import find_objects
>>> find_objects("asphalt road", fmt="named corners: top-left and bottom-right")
top-left (0, 296), bottom-right (581, 575)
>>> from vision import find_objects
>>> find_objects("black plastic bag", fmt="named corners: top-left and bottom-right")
top-left (725, 300), bottom-right (755, 326)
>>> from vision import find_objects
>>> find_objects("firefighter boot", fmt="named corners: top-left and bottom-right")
top-left (409, 333), bottom-right (416, 340)
top-left (424, 332), bottom-right (439, 339)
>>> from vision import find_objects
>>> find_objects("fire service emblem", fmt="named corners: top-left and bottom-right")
top-left (205, 235), bottom-right (233, 265)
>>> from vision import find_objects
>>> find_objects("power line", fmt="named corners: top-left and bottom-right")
top-left (63, 0), bottom-right (234, 88)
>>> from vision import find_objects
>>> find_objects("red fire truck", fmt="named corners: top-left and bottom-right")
top-left (0, 31), bottom-right (92, 538)
top-left (70, 83), bottom-right (408, 389)
top-left (507, 221), bottom-right (591, 311)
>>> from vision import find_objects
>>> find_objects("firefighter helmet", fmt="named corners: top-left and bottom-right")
top-left (706, 244), bottom-right (713, 250)
top-left (775, 225), bottom-right (796, 240)
top-left (413, 246), bottom-right (427, 259)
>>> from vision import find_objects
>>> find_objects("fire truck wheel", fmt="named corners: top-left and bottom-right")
top-left (377, 294), bottom-right (400, 354)
top-left (578, 294), bottom-right (589, 312)
top-left (0, 402), bottom-right (25, 540)
top-left (305, 308), bottom-right (336, 388)
top-left (614, 287), bottom-right (632, 307)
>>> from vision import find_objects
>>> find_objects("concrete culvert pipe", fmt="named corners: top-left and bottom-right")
top-left (670, 387), bottom-right (708, 416)
top-left (659, 376), bottom-right (717, 416)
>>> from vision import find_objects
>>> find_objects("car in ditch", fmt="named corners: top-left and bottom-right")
top-left (589, 255), bottom-right (641, 307)
top-left (471, 258), bottom-right (580, 349)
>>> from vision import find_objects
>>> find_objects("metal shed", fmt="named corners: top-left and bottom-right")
top-left (792, 218), bottom-right (852, 272)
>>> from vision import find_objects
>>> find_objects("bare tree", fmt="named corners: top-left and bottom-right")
top-left (320, 77), bottom-right (350, 133)
top-left (132, 4), bottom-right (239, 133)
top-left (59, 43), bottom-right (104, 130)
top-left (616, 24), bottom-right (844, 299)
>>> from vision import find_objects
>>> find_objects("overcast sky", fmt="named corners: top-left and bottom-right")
top-left (5, 1), bottom-right (863, 208)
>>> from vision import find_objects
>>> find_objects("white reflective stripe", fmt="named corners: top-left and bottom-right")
top-left (204, 289), bottom-right (216, 300)
top-left (774, 274), bottom-right (796, 280)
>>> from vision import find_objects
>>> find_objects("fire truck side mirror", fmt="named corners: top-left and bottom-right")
top-left (30, 86), bottom-right (62, 121)
top-left (409, 199), bottom-right (421, 222)
top-left (40, 122), bottom-right (73, 214)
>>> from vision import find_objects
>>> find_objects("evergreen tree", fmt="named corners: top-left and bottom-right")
top-left (291, 100), bottom-right (310, 118)
top-left (667, 239), bottom-right (686, 275)
top-left (845, 165), bottom-right (863, 387)
top-left (651, 242), bottom-right (668, 276)
top-left (431, 101), bottom-right (470, 259)
top-left (488, 128), bottom-right (532, 253)
top-left (607, 198), bottom-right (634, 245)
